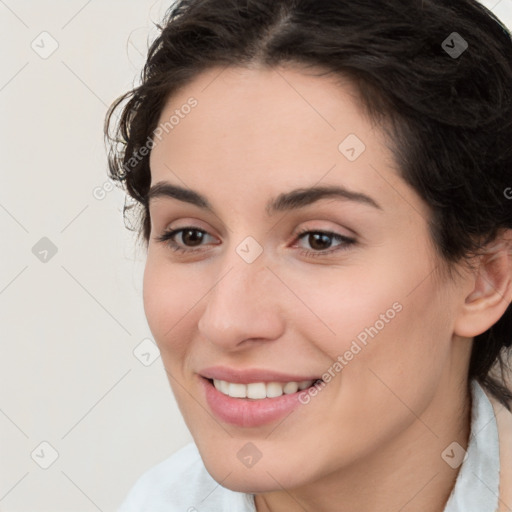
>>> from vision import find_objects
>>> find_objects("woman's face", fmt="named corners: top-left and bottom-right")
top-left (143, 65), bottom-right (470, 492)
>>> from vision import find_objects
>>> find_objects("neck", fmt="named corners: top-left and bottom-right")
top-left (255, 379), bottom-right (472, 512)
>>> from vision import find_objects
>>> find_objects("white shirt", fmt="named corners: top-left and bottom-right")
top-left (118, 380), bottom-right (499, 512)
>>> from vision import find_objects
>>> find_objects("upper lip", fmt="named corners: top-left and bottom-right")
top-left (199, 366), bottom-right (321, 384)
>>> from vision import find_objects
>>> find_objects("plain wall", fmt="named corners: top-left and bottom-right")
top-left (1, 0), bottom-right (511, 510)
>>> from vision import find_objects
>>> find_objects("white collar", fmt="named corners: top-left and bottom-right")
top-left (443, 379), bottom-right (500, 512)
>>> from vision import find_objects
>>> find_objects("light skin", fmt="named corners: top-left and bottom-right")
top-left (143, 64), bottom-right (512, 512)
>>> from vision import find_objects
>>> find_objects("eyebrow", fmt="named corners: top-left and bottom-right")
top-left (147, 181), bottom-right (382, 215)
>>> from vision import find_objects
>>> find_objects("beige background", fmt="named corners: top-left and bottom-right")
top-left (1, 0), bottom-right (511, 510)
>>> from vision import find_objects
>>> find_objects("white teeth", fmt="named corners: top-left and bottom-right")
top-left (266, 382), bottom-right (284, 398)
top-left (283, 381), bottom-right (299, 394)
top-left (212, 379), bottom-right (315, 399)
top-left (246, 382), bottom-right (267, 399)
top-left (228, 382), bottom-right (246, 398)
top-left (219, 379), bottom-right (229, 394)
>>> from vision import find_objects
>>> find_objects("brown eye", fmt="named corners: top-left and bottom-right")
top-left (295, 229), bottom-right (356, 257)
top-left (179, 229), bottom-right (205, 247)
top-left (155, 227), bottom-right (217, 253)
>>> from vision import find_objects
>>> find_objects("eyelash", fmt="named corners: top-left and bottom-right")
top-left (155, 226), bottom-right (356, 258)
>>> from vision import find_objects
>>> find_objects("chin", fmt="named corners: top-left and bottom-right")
top-left (200, 452), bottom-right (310, 494)
top-left (207, 467), bottom-right (292, 494)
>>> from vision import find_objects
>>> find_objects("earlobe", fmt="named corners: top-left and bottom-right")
top-left (454, 234), bottom-right (512, 338)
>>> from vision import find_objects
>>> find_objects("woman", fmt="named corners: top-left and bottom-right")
top-left (105, 0), bottom-right (512, 510)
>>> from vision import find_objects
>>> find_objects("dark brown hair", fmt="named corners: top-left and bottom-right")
top-left (105, 0), bottom-right (512, 408)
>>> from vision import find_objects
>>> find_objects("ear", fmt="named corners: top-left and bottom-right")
top-left (454, 230), bottom-right (512, 338)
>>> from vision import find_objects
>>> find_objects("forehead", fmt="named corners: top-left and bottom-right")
top-left (148, 65), bottom-right (412, 216)
top-left (150, 64), bottom-right (380, 164)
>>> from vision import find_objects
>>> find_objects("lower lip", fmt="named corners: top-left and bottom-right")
top-left (200, 377), bottom-right (315, 428)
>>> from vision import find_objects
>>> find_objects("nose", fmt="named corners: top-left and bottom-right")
top-left (197, 255), bottom-right (286, 351)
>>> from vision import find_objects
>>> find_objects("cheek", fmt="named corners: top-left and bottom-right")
top-left (279, 262), bottom-right (406, 359)
top-left (322, 263), bottom-right (454, 433)
top-left (287, 246), bottom-right (452, 383)
top-left (142, 257), bottom-right (199, 356)
top-left (143, 259), bottom-right (170, 337)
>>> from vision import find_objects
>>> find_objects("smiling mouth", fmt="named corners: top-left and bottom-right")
top-left (205, 377), bottom-right (323, 400)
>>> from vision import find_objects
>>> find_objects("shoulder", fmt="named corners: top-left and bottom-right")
top-left (117, 442), bottom-right (255, 512)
